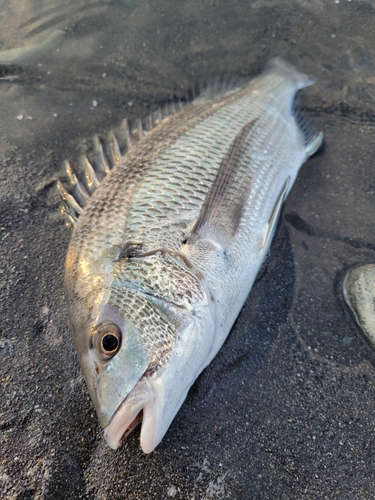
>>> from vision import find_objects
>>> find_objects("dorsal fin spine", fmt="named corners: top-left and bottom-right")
top-left (136, 119), bottom-right (144, 139)
top-left (63, 160), bottom-right (90, 204)
top-left (84, 157), bottom-right (101, 188)
top-left (93, 136), bottom-right (111, 175)
top-left (122, 119), bottom-right (134, 150)
top-left (57, 181), bottom-right (84, 215)
top-left (110, 134), bottom-right (121, 164)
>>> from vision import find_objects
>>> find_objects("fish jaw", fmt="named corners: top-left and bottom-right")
top-left (104, 379), bottom-right (154, 450)
top-left (104, 308), bottom-right (216, 453)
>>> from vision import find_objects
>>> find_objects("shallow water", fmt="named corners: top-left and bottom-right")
top-left (1, 1), bottom-right (375, 498)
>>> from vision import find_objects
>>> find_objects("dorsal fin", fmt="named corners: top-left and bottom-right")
top-left (102, 132), bottom-right (121, 168)
top-left (83, 157), bottom-right (100, 189)
top-left (57, 97), bottom-right (189, 226)
top-left (187, 119), bottom-right (258, 249)
top-left (57, 78), bottom-right (246, 226)
top-left (92, 135), bottom-right (111, 177)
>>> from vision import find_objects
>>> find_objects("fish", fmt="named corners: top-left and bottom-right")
top-left (343, 264), bottom-right (375, 348)
top-left (60, 58), bottom-right (323, 453)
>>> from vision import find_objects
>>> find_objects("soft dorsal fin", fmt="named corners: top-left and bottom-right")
top-left (187, 119), bottom-right (258, 249)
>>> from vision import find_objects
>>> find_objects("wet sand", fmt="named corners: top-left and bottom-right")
top-left (1, 1), bottom-right (375, 498)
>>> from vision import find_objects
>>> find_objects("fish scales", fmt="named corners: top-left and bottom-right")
top-left (63, 58), bottom-right (323, 453)
top-left (108, 285), bottom-right (174, 366)
top-left (67, 65), bottom-right (293, 271)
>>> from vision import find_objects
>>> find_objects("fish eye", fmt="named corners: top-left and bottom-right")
top-left (92, 323), bottom-right (121, 358)
top-left (101, 333), bottom-right (119, 352)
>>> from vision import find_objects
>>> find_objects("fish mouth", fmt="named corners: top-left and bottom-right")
top-left (103, 379), bottom-right (154, 450)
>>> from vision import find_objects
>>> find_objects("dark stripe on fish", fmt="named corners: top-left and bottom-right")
top-left (187, 119), bottom-right (258, 248)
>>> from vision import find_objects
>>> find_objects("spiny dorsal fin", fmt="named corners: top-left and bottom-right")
top-left (57, 99), bottom-right (187, 226)
top-left (83, 157), bottom-right (100, 189)
top-left (92, 135), bottom-right (111, 176)
top-left (187, 119), bottom-right (258, 249)
top-left (57, 181), bottom-right (81, 226)
top-left (102, 132), bottom-right (121, 168)
top-left (57, 80), bottom-right (244, 226)
top-left (63, 160), bottom-right (90, 205)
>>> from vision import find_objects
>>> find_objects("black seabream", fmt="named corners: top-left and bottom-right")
top-left (60, 59), bottom-right (323, 453)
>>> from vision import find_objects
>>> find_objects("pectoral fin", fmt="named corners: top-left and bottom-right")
top-left (187, 119), bottom-right (258, 249)
top-left (260, 177), bottom-right (290, 251)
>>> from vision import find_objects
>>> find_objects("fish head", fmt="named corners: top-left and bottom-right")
top-left (66, 252), bottom-right (216, 453)
top-left (64, 246), bottom-right (151, 434)
top-left (101, 290), bottom-right (216, 454)
top-left (68, 292), bottom-right (150, 431)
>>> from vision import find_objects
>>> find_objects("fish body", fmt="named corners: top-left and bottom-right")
top-left (63, 58), bottom-right (323, 453)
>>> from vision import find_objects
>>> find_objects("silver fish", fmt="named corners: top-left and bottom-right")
top-left (62, 58), bottom-right (323, 453)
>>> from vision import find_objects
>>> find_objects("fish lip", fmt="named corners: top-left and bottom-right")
top-left (103, 378), bottom-right (153, 450)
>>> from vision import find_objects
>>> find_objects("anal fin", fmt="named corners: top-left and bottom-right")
top-left (305, 131), bottom-right (324, 157)
top-left (294, 105), bottom-right (324, 157)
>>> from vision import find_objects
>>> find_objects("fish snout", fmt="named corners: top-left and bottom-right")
top-left (104, 379), bottom-right (154, 450)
